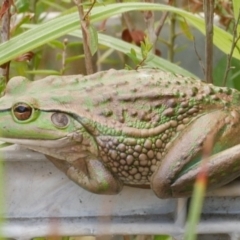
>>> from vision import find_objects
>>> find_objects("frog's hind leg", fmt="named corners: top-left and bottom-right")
top-left (46, 155), bottom-right (123, 194)
top-left (170, 144), bottom-right (240, 197)
top-left (151, 110), bottom-right (240, 198)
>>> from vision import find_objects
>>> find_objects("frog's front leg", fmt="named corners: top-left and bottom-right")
top-left (151, 110), bottom-right (240, 198)
top-left (46, 155), bottom-right (123, 194)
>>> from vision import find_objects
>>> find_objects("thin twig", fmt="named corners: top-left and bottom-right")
top-left (155, 12), bottom-right (169, 40)
top-left (74, 0), bottom-right (94, 74)
top-left (135, 53), bottom-right (149, 70)
top-left (222, 10), bottom-right (240, 86)
top-left (83, 0), bottom-right (96, 20)
top-left (155, 0), bottom-right (173, 39)
top-left (147, 0), bottom-right (173, 53)
top-left (143, 0), bottom-right (156, 53)
top-left (203, 0), bottom-right (214, 83)
top-left (193, 36), bottom-right (205, 76)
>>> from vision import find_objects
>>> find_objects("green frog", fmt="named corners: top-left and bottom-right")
top-left (0, 69), bottom-right (240, 198)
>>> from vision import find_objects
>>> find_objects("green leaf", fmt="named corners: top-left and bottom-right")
top-left (88, 3), bottom-right (238, 59)
top-left (87, 24), bottom-right (98, 55)
top-left (48, 40), bottom-right (64, 50)
top-left (26, 69), bottom-right (60, 75)
top-left (30, 28), bottom-right (198, 76)
top-left (126, 48), bottom-right (139, 65)
top-left (232, 0), bottom-right (240, 23)
top-left (140, 36), bottom-right (152, 58)
top-left (130, 48), bottom-right (137, 57)
top-left (213, 55), bottom-right (240, 90)
top-left (15, 0), bottom-right (30, 13)
top-left (86, 31), bottom-right (195, 76)
top-left (40, 0), bottom-right (67, 11)
top-left (65, 54), bottom-right (85, 63)
top-left (0, 76), bottom-right (6, 96)
top-left (67, 42), bottom-right (82, 47)
top-left (179, 18), bottom-right (193, 40)
top-left (0, 2), bottom-right (237, 76)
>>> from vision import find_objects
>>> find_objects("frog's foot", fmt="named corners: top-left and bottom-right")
top-left (46, 155), bottom-right (123, 194)
top-left (151, 110), bottom-right (240, 198)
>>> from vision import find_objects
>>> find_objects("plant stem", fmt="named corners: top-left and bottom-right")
top-left (60, 38), bottom-right (68, 75)
top-left (168, 12), bottom-right (176, 62)
top-left (74, 0), bottom-right (94, 75)
top-left (0, 0), bottom-right (11, 81)
top-left (203, 0), bottom-right (214, 83)
top-left (155, 0), bottom-right (171, 60)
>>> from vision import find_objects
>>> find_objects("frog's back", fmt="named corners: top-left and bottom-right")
top-left (55, 68), bottom-right (236, 130)
top-left (4, 69), bottom-right (237, 129)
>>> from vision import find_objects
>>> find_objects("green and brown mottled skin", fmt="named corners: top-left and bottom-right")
top-left (0, 69), bottom-right (240, 198)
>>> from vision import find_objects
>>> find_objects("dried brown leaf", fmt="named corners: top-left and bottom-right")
top-left (15, 52), bottom-right (34, 62)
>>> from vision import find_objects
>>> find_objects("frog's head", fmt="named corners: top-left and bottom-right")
top-left (0, 76), bottom-right (96, 151)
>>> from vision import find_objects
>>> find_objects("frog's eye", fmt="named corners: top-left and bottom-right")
top-left (12, 103), bottom-right (33, 121)
top-left (51, 112), bottom-right (69, 128)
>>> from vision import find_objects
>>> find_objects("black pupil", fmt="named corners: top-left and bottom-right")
top-left (15, 106), bottom-right (29, 113)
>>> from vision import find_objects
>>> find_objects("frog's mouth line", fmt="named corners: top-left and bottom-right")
top-left (0, 137), bottom-right (70, 148)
